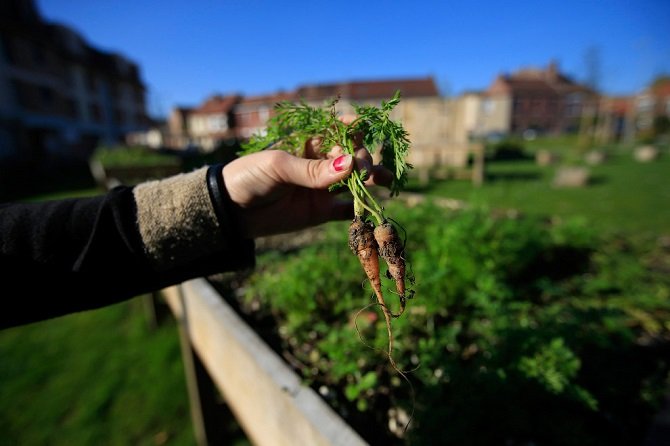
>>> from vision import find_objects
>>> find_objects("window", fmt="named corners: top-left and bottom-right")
top-left (208, 114), bottom-right (228, 132)
top-left (483, 99), bottom-right (495, 115)
top-left (39, 87), bottom-right (54, 109)
top-left (637, 94), bottom-right (654, 112)
top-left (32, 44), bottom-right (45, 66)
top-left (89, 104), bottom-right (102, 122)
top-left (66, 99), bottom-right (77, 118)
top-left (565, 93), bottom-right (582, 117)
top-left (258, 106), bottom-right (269, 122)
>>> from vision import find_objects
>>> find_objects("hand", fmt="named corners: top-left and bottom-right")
top-left (222, 139), bottom-right (392, 238)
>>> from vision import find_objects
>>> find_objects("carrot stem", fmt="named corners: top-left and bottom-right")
top-left (348, 172), bottom-right (383, 223)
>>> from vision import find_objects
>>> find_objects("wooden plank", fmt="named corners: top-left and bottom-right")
top-left (176, 299), bottom-right (231, 446)
top-left (162, 280), bottom-right (368, 446)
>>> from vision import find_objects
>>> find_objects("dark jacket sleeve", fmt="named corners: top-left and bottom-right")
top-left (0, 167), bottom-right (254, 329)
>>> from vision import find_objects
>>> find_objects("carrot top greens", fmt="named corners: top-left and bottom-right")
top-left (239, 91), bottom-right (412, 224)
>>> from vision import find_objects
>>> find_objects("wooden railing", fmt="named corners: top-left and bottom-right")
top-left (161, 279), bottom-right (368, 446)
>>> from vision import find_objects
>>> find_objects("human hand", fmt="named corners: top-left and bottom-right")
top-left (222, 138), bottom-right (392, 238)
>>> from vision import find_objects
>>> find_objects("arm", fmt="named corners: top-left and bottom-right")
top-left (0, 147), bottom-right (374, 329)
top-left (0, 166), bottom-right (253, 328)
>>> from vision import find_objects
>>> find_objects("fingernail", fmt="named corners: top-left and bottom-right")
top-left (332, 154), bottom-right (352, 172)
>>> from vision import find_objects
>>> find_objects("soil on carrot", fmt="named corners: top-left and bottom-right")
top-left (374, 220), bottom-right (410, 317)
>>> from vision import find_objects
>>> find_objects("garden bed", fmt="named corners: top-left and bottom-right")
top-left (205, 202), bottom-right (670, 445)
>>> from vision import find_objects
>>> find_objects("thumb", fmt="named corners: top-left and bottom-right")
top-left (279, 153), bottom-right (353, 189)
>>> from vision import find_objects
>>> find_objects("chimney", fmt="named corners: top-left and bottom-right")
top-left (547, 60), bottom-right (559, 81)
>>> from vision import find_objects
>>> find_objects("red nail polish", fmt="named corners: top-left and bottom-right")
top-left (333, 154), bottom-right (350, 172)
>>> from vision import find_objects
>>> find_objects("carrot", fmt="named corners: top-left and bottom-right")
top-left (374, 221), bottom-right (406, 317)
top-left (349, 217), bottom-right (386, 315)
top-left (349, 216), bottom-right (395, 357)
top-left (350, 216), bottom-right (415, 433)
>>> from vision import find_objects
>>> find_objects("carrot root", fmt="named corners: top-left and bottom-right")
top-left (349, 217), bottom-right (395, 356)
top-left (350, 216), bottom-right (415, 434)
top-left (374, 221), bottom-right (407, 317)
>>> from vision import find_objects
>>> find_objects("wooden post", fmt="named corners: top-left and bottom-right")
top-left (472, 143), bottom-right (485, 187)
top-left (175, 285), bottom-right (230, 446)
top-left (140, 293), bottom-right (158, 330)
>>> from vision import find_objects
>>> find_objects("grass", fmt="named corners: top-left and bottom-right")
top-left (92, 146), bottom-right (181, 168)
top-left (0, 299), bottom-right (195, 446)
top-left (0, 298), bottom-right (251, 445)
top-left (407, 149), bottom-right (670, 235)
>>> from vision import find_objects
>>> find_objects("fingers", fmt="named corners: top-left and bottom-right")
top-left (282, 127), bottom-right (396, 190)
top-left (275, 150), bottom-right (354, 189)
top-left (305, 137), bottom-right (347, 160)
top-left (305, 141), bottom-right (393, 189)
top-left (303, 137), bottom-right (323, 159)
top-left (366, 165), bottom-right (394, 187)
top-left (351, 145), bottom-right (393, 187)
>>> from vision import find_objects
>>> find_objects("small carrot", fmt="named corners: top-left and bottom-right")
top-left (349, 217), bottom-right (385, 314)
top-left (349, 216), bottom-right (395, 357)
top-left (374, 221), bottom-right (406, 317)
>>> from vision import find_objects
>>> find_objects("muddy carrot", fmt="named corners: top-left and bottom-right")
top-left (349, 216), bottom-right (395, 356)
top-left (374, 221), bottom-right (406, 317)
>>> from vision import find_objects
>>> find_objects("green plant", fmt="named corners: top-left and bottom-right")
top-left (92, 146), bottom-right (180, 168)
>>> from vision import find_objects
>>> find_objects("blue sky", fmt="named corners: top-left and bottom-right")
top-left (37, 0), bottom-right (670, 117)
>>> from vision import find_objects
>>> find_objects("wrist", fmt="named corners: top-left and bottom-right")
top-left (134, 167), bottom-right (224, 270)
top-left (206, 164), bottom-right (247, 239)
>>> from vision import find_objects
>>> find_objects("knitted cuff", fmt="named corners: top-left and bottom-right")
top-left (133, 167), bottom-right (226, 270)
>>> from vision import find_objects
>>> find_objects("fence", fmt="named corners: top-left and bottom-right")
top-left (161, 279), bottom-right (368, 446)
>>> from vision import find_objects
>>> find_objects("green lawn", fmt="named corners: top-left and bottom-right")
top-left (408, 150), bottom-right (669, 235)
top-left (0, 299), bottom-right (195, 445)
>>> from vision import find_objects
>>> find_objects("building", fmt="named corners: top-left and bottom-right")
top-left (164, 77), bottom-right (458, 167)
top-left (187, 94), bottom-right (240, 151)
top-left (233, 91), bottom-right (295, 140)
top-left (635, 76), bottom-right (670, 137)
top-left (477, 61), bottom-right (598, 137)
top-left (0, 0), bottom-right (148, 163)
top-left (165, 106), bottom-right (194, 147)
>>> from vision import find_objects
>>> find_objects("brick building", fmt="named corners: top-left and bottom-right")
top-left (0, 0), bottom-right (148, 163)
top-left (636, 76), bottom-right (670, 134)
top-left (233, 91), bottom-right (295, 140)
top-left (481, 61), bottom-right (598, 136)
top-left (186, 94), bottom-right (240, 150)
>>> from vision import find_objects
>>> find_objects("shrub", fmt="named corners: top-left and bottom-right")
top-left (487, 138), bottom-right (530, 161)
